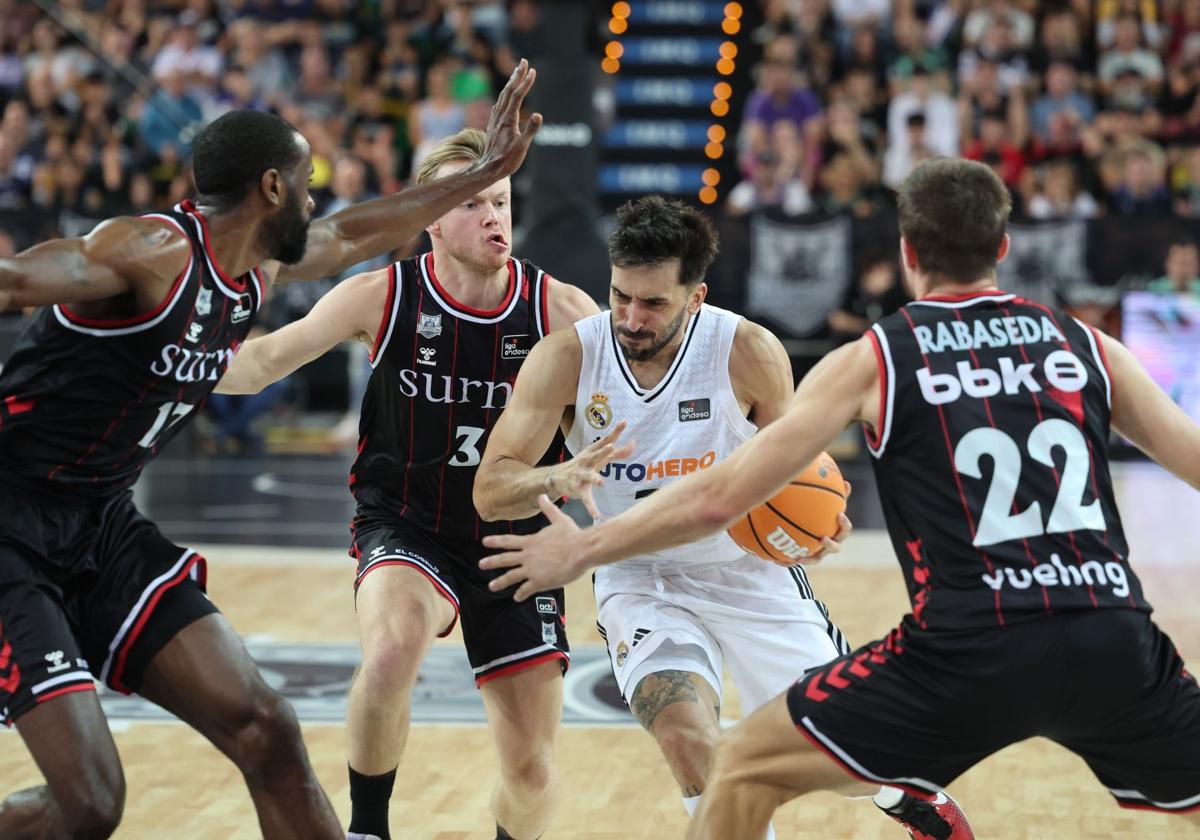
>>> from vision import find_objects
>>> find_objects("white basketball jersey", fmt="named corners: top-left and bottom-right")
top-left (565, 304), bottom-right (756, 573)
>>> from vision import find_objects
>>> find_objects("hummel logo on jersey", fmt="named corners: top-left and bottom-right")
top-left (417, 347), bottom-right (437, 367)
top-left (369, 546), bottom-right (388, 559)
top-left (501, 334), bottom-right (531, 360)
top-left (678, 398), bottom-right (711, 422)
top-left (185, 322), bottom-right (204, 343)
top-left (231, 294), bottom-right (252, 324)
top-left (417, 312), bottom-right (443, 339)
top-left (195, 287), bottom-right (213, 316)
top-left (535, 596), bottom-right (557, 615)
top-left (44, 650), bottom-right (70, 674)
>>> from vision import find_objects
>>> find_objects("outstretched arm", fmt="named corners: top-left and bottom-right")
top-left (480, 336), bottom-right (879, 599)
top-left (0, 216), bottom-right (189, 313)
top-left (1101, 330), bottom-right (1200, 490)
top-left (216, 268), bottom-right (388, 395)
top-left (474, 326), bottom-right (635, 521)
top-left (269, 60), bottom-right (543, 285)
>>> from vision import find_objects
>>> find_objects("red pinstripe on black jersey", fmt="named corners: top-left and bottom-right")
top-left (0, 202), bottom-right (265, 497)
top-left (350, 252), bottom-right (560, 538)
top-left (864, 290), bottom-right (1148, 630)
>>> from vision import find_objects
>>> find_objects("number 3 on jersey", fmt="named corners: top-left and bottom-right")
top-left (954, 418), bottom-right (1105, 547)
top-left (138, 401), bottom-right (195, 449)
top-left (450, 425), bottom-right (485, 467)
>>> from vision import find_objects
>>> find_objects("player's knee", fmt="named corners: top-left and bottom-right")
top-left (358, 631), bottom-right (427, 697)
top-left (60, 772), bottom-right (125, 838)
top-left (501, 748), bottom-right (556, 802)
top-left (654, 719), bottom-right (720, 779)
top-left (230, 689), bottom-right (305, 778)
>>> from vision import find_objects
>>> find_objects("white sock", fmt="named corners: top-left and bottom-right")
top-left (682, 794), bottom-right (774, 839)
top-left (872, 785), bottom-right (906, 811)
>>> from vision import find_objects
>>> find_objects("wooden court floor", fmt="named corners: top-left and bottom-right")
top-left (2, 471), bottom-right (1200, 838)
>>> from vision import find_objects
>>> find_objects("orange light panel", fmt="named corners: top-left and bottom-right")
top-left (699, 186), bottom-right (719, 204)
top-left (722, 18), bottom-right (741, 34)
top-left (719, 41), bottom-right (738, 59)
top-left (713, 82), bottom-right (732, 99)
top-left (703, 168), bottom-right (720, 186)
top-left (710, 100), bottom-right (730, 117)
top-left (609, 17), bottom-right (628, 34)
top-left (724, 2), bottom-right (743, 19)
top-left (613, 2), bottom-right (631, 18)
top-left (707, 124), bottom-right (726, 142)
top-left (605, 41), bottom-right (624, 59)
top-left (601, 57), bottom-right (620, 74)
top-left (716, 58), bottom-right (735, 75)
top-left (705, 142), bottom-right (723, 159)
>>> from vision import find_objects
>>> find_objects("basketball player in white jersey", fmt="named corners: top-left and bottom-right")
top-left (217, 128), bottom-right (607, 840)
top-left (473, 196), bottom-right (973, 839)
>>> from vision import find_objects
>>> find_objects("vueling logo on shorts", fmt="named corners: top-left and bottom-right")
top-left (599, 451), bottom-right (716, 482)
top-left (981, 554), bottom-right (1130, 597)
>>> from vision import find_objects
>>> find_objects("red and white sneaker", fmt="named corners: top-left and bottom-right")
top-left (881, 791), bottom-right (974, 840)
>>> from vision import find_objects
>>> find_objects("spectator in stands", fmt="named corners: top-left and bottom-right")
top-left (828, 253), bottom-right (908, 343)
top-left (958, 56), bottom-right (1027, 152)
top-left (1167, 0), bottom-right (1200, 66)
top-left (887, 65), bottom-right (958, 161)
top-left (816, 149), bottom-right (884, 217)
top-left (410, 60), bottom-right (466, 175)
top-left (1097, 0), bottom-right (1162, 50)
top-left (888, 14), bottom-right (949, 97)
top-left (138, 67), bottom-right (204, 157)
top-left (1029, 5), bottom-right (1087, 75)
top-left (963, 0), bottom-right (1036, 50)
top-left (151, 15), bottom-right (222, 98)
top-left (964, 108), bottom-right (1027, 187)
top-left (1031, 60), bottom-right (1096, 145)
top-left (1160, 55), bottom-right (1200, 141)
top-left (0, 131), bottom-right (32, 210)
top-left (725, 149), bottom-right (814, 217)
top-left (1148, 238), bottom-right (1200, 297)
top-left (227, 18), bottom-right (291, 107)
top-left (883, 111), bottom-right (935, 188)
top-left (1111, 143), bottom-right (1173, 216)
top-left (1027, 159), bottom-right (1102, 219)
top-left (1099, 14), bottom-right (1164, 98)
top-left (1174, 145), bottom-right (1200, 216)
top-left (294, 44), bottom-right (343, 127)
top-left (958, 16), bottom-right (1032, 93)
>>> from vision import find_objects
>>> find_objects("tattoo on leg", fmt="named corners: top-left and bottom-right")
top-left (630, 670), bottom-right (705, 733)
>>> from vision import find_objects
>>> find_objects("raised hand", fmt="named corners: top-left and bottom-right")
top-left (545, 421), bottom-right (634, 520)
top-left (481, 59), bottom-right (543, 178)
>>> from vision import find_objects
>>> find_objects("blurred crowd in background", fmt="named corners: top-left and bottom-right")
top-left (2, 0), bottom-right (1200, 450)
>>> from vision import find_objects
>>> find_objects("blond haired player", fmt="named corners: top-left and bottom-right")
top-left (217, 127), bottom-right (601, 840)
top-left (473, 195), bottom-right (973, 839)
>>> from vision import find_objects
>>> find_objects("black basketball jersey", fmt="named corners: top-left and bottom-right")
top-left (351, 252), bottom-right (562, 539)
top-left (865, 289), bottom-right (1149, 630)
top-left (0, 201), bottom-right (266, 497)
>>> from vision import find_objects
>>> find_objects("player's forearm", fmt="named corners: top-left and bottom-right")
top-left (279, 159), bottom-right (508, 283)
top-left (474, 456), bottom-right (561, 522)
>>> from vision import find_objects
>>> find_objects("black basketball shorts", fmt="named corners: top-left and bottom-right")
top-left (0, 486), bottom-right (218, 726)
top-left (785, 609), bottom-right (1200, 813)
top-left (351, 514), bottom-right (569, 687)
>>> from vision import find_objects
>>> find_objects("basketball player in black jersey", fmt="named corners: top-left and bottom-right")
top-left (216, 127), bottom-right (605, 840)
top-left (0, 62), bottom-right (542, 838)
top-left (481, 157), bottom-right (1200, 838)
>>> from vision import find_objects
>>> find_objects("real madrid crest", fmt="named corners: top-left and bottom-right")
top-left (615, 641), bottom-right (629, 667)
top-left (585, 392), bottom-right (612, 430)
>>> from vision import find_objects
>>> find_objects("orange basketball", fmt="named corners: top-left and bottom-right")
top-left (726, 452), bottom-right (847, 565)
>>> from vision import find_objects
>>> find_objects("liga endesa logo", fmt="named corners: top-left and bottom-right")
top-left (598, 450), bottom-right (717, 482)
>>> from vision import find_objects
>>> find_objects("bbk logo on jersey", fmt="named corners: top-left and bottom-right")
top-left (501, 334), bottom-right (530, 360)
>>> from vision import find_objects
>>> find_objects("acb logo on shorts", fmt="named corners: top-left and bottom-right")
top-left (535, 596), bottom-right (558, 616)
